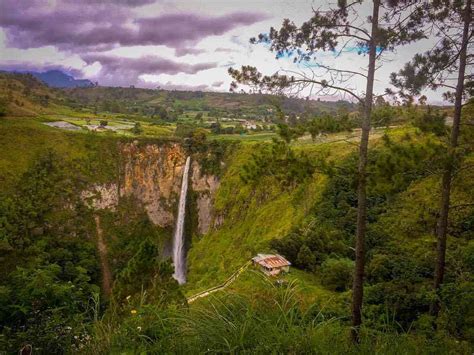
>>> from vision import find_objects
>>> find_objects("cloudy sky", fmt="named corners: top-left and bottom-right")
top-left (0, 0), bottom-right (444, 102)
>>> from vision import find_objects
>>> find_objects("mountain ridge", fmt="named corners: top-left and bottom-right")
top-left (0, 69), bottom-right (95, 88)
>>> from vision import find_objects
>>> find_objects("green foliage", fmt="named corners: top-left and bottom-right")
top-left (85, 279), bottom-right (471, 354)
top-left (269, 129), bottom-right (473, 338)
top-left (1, 114), bottom-right (473, 351)
top-left (271, 218), bottom-right (348, 271)
top-left (98, 199), bottom-right (184, 306)
top-left (0, 151), bottom-right (100, 352)
top-left (131, 121), bottom-right (143, 135)
top-left (196, 140), bottom-right (229, 176)
top-left (307, 112), bottom-right (355, 139)
top-left (368, 132), bottom-right (444, 198)
top-left (186, 142), bottom-right (328, 290)
top-left (240, 139), bottom-right (317, 189)
top-left (175, 122), bottom-right (198, 137)
top-left (277, 123), bottom-right (303, 143)
top-left (296, 244), bottom-right (317, 271)
top-left (410, 107), bottom-right (447, 136)
top-left (181, 129), bottom-right (233, 176)
top-left (371, 104), bottom-right (397, 128)
top-left (65, 84), bottom-right (355, 122)
top-left (320, 258), bottom-right (354, 292)
top-left (0, 119), bottom-right (120, 192)
top-left (116, 246), bottom-right (183, 306)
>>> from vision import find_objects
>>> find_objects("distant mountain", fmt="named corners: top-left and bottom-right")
top-left (29, 70), bottom-right (95, 88)
top-left (0, 69), bottom-right (94, 88)
top-left (0, 71), bottom-right (66, 116)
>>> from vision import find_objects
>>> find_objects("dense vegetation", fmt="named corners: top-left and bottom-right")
top-left (0, 130), bottom-right (184, 352)
top-left (0, 68), bottom-right (473, 353)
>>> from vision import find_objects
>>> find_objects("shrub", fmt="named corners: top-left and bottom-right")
top-left (411, 107), bottom-right (446, 136)
top-left (320, 258), bottom-right (354, 292)
top-left (131, 122), bottom-right (143, 135)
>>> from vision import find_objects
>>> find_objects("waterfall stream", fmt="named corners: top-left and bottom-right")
top-left (172, 156), bottom-right (191, 285)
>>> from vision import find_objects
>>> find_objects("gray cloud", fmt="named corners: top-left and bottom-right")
top-left (175, 47), bottom-right (207, 57)
top-left (64, 0), bottom-right (156, 6)
top-left (0, 0), bottom-right (269, 89)
top-left (82, 54), bottom-right (217, 86)
top-left (0, 1), bottom-right (268, 52)
top-left (157, 81), bottom-right (211, 91)
top-left (212, 81), bottom-right (224, 87)
top-left (82, 54), bottom-right (216, 74)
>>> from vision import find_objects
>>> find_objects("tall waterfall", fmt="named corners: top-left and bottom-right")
top-left (172, 156), bottom-right (191, 285)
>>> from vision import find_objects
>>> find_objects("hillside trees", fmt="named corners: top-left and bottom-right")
top-left (0, 151), bottom-right (100, 352)
top-left (228, 0), bottom-right (428, 341)
top-left (391, 0), bottom-right (473, 317)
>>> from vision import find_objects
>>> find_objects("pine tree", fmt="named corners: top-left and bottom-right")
top-left (228, 0), bottom-right (428, 342)
top-left (391, 0), bottom-right (472, 317)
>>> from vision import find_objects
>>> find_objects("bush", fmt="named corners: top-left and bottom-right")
top-left (320, 258), bottom-right (354, 292)
top-left (240, 140), bottom-right (316, 189)
top-left (296, 244), bottom-right (317, 271)
top-left (412, 107), bottom-right (446, 136)
top-left (131, 122), bottom-right (143, 135)
top-left (271, 220), bottom-right (348, 271)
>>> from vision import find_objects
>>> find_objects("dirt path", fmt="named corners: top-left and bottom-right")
top-left (94, 215), bottom-right (112, 297)
top-left (187, 261), bottom-right (251, 303)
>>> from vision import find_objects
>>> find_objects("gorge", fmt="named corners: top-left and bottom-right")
top-left (81, 141), bottom-right (221, 292)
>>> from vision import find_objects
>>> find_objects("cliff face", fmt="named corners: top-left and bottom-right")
top-left (191, 161), bottom-right (220, 234)
top-left (83, 142), bottom-right (219, 234)
top-left (121, 142), bottom-right (186, 226)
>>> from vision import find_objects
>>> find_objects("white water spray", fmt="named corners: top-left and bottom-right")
top-left (172, 156), bottom-right (191, 284)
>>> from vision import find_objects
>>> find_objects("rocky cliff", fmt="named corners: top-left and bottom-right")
top-left (83, 141), bottom-right (219, 234)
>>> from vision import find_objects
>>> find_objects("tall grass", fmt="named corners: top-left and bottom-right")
top-left (83, 277), bottom-right (471, 354)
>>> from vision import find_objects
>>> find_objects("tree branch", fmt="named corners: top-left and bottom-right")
top-left (449, 203), bottom-right (474, 209)
top-left (290, 78), bottom-right (364, 103)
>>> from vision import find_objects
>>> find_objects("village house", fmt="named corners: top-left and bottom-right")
top-left (252, 254), bottom-right (291, 276)
top-left (243, 120), bottom-right (257, 130)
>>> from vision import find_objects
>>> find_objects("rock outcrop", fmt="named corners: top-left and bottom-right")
top-left (84, 142), bottom-right (219, 234)
top-left (121, 142), bottom-right (186, 226)
top-left (191, 161), bottom-right (220, 235)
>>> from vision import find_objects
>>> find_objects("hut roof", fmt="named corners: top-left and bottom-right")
top-left (252, 254), bottom-right (291, 268)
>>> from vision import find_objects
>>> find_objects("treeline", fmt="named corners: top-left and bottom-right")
top-left (238, 103), bottom-right (474, 342)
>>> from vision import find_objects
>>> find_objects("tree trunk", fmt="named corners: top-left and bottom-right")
top-left (351, 0), bottom-right (380, 343)
top-left (431, 0), bottom-right (471, 317)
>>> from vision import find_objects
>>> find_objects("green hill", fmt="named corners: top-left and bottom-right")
top-left (0, 72), bottom-right (69, 116)
top-left (64, 86), bottom-right (355, 118)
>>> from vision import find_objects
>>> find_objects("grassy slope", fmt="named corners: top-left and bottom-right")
top-left (0, 118), bottom-right (121, 191)
top-left (184, 126), bottom-right (451, 322)
top-left (0, 72), bottom-right (68, 116)
top-left (185, 127), bottom-right (407, 295)
top-left (185, 140), bottom-right (355, 296)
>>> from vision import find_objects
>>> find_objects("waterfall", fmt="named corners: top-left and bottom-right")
top-left (172, 156), bottom-right (191, 284)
